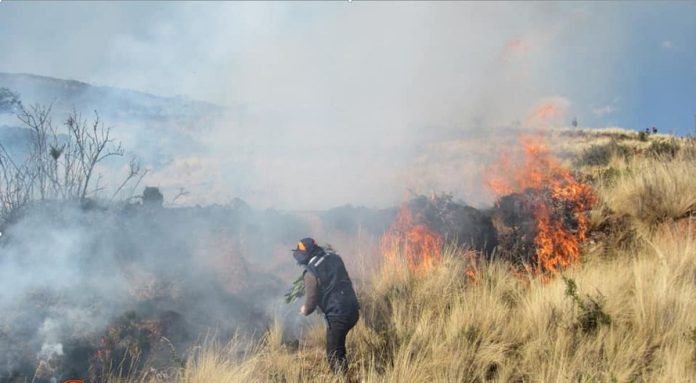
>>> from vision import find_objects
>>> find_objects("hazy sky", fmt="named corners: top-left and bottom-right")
top-left (0, 2), bottom-right (695, 208)
top-left (1, 2), bottom-right (694, 132)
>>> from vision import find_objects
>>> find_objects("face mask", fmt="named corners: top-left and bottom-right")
top-left (293, 250), bottom-right (310, 265)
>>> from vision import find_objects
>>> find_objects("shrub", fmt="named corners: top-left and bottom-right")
top-left (647, 139), bottom-right (680, 159)
top-left (576, 141), bottom-right (632, 167)
top-left (563, 277), bottom-right (611, 334)
top-left (595, 167), bottom-right (624, 186)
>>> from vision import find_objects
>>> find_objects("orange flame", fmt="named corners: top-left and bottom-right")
top-left (462, 249), bottom-right (479, 282)
top-left (381, 204), bottom-right (443, 273)
top-left (487, 133), bottom-right (596, 274)
top-left (526, 99), bottom-right (567, 129)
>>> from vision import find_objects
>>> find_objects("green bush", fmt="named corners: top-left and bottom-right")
top-left (647, 139), bottom-right (680, 159)
top-left (596, 167), bottom-right (623, 186)
top-left (564, 277), bottom-right (612, 334)
top-left (576, 141), bottom-right (632, 167)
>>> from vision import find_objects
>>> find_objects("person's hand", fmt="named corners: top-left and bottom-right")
top-left (300, 305), bottom-right (306, 315)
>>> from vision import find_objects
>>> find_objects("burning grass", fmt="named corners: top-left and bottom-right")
top-left (12, 128), bottom-right (696, 383)
top-left (380, 203), bottom-right (444, 273)
top-left (487, 133), bottom-right (597, 274)
top-left (379, 193), bottom-right (499, 274)
top-left (132, 222), bottom-right (696, 382)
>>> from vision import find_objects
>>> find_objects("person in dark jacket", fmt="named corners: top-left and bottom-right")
top-left (293, 237), bottom-right (360, 375)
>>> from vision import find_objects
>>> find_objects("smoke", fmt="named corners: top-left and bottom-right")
top-left (0, 200), bottom-right (324, 381)
top-left (0, 2), bottom-right (674, 380)
top-left (0, 2), bottom-right (638, 209)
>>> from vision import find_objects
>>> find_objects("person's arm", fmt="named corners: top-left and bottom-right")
top-left (300, 271), bottom-right (318, 316)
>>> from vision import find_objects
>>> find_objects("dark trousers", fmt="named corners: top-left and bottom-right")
top-left (326, 311), bottom-right (359, 375)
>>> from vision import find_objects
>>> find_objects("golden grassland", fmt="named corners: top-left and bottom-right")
top-left (124, 129), bottom-right (696, 383)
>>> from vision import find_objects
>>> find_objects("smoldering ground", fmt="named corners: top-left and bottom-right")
top-left (0, 162), bottom-right (590, 381)
top-left (0, 198), bottom-right (337, 382)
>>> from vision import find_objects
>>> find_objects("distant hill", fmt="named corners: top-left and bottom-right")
top-left (0, 72), bottom-right (224, 125)
top-left (0, 72), bottom-right (229, 172)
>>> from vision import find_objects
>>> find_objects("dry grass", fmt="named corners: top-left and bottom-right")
top-left (123, 129), bottom-right (696, 383)
top-left (600, 158), bottom-right (696, 228)
top-left (590, 137), bottom-right (696, 242)
top-left (131, 222), bottom-right (696, 383)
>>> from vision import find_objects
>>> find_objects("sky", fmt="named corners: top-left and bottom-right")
top-left (0, 2), bottom-right (693, 133)
top-left (0, 1), bottom-right (695, 208)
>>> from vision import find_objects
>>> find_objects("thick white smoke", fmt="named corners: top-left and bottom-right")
top-left (0, 2), bottom-right (634, 209)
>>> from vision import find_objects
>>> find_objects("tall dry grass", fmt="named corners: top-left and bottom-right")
top-left (598, 157), bottom-right (696, 230)
top-left (132, 220), bottom-right (696, 383)
top-left (123, 132), bottom-right (696, 383)
top-left (586, 138), bottom-right (696, 256)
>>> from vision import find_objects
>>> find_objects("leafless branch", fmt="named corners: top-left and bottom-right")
top-left (0, 105), bottom-right (140, 225)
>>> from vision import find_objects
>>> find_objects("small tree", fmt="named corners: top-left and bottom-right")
top-left (0, 104), bottom-right (144, 224)
top-left (0, 143), bottom-right (30, 223)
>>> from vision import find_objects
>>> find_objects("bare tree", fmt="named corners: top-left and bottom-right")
top-left (65, 110), bottom-right (124, 200)
top-left (171, 187), bottom-right (190, 205)
top-left (111, 157), bottom-right (147, 200)
top-left (0, 142), bottom-right (30, 222)
top-left (0, 104), bottom-right (144, 224)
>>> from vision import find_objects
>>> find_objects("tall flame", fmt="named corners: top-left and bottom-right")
top-left (487, 133), bottom-right (596, 273)
top-left (381, 204), bottom-right (443, 273)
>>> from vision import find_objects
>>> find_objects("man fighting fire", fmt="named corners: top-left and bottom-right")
top-left (293, 237), bottom-right (360, 375)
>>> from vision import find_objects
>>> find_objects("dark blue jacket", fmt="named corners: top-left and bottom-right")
top-left (303, 248), bottom-right (359, 318)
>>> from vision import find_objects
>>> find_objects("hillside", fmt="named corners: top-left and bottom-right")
top-left (2, 74), bottom-right (695, 382)
top-left (0, 72), bottom-right (225, 158)
top-left (0, 73), bottom-right (231, 202)
top-left (0, 72), bottom-right (223, 124)
top-left (141, 129), bottom-right (696, 383)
